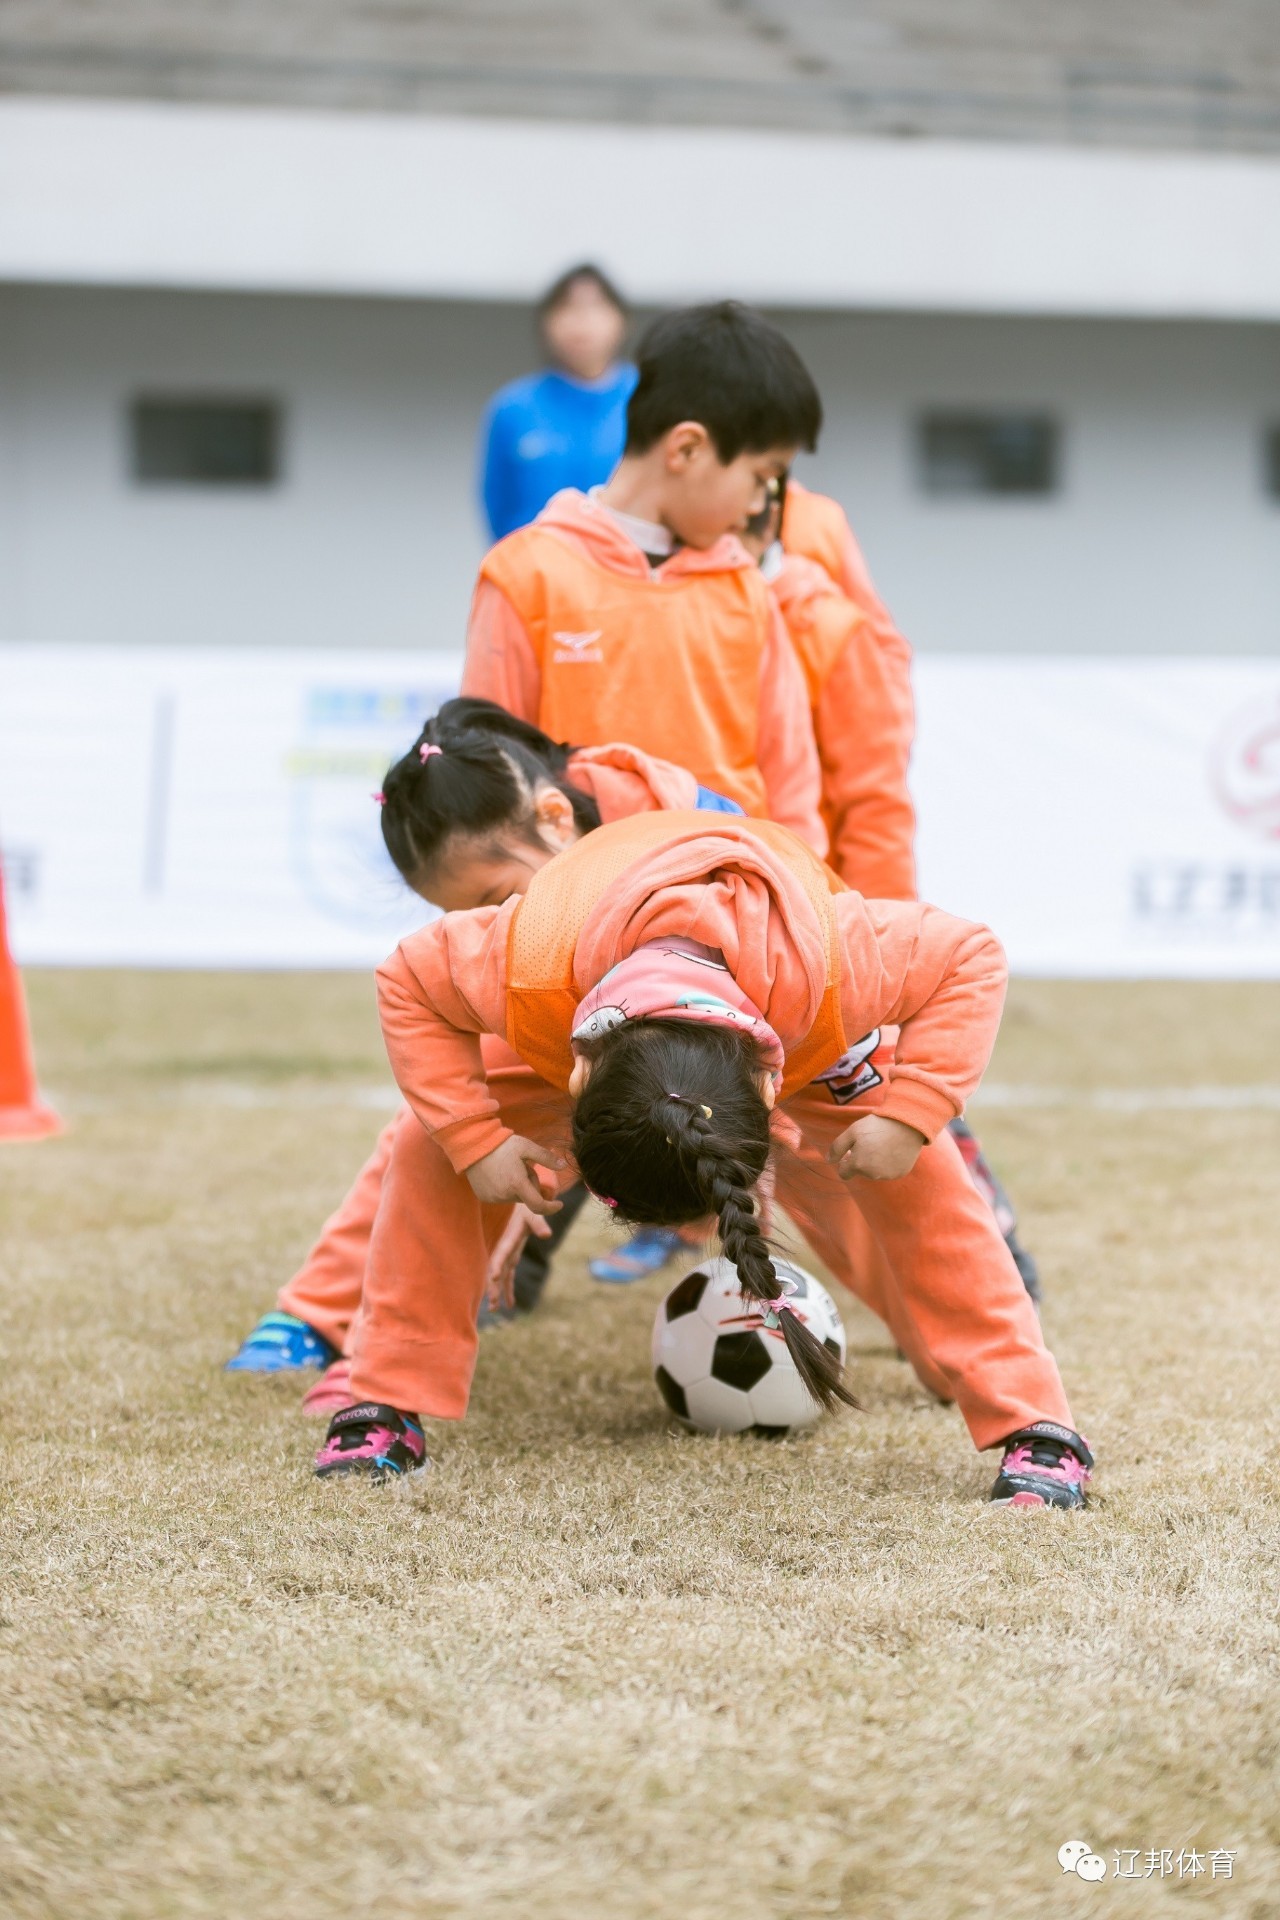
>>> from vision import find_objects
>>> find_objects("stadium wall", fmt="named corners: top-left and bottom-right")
top-left (1, 284), bottom-right (1279, 658)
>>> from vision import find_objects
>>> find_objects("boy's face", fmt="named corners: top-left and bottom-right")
top-left (662, 428), bottom-right (795, 550)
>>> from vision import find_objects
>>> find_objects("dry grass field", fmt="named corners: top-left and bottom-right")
top-left (2, 970), bottom-right (1279, 1920)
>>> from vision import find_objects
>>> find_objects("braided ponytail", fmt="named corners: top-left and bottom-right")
top-left (660, 1095), bottom-right (856, 1414)
top-left (572, 1020), bottom-right (857, 1416)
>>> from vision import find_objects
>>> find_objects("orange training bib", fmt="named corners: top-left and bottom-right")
top-left (481, 532), bottom-right (773, 817)
top-left (505, 810), bottom-right (847, 1101)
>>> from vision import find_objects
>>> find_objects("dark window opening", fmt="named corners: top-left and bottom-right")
top-left (1265, 427), bottom-right (1280, 499)
top-left (919, 412), bottom-right (1059, 497)
top-left (130, 398), bottom-right (281, 486)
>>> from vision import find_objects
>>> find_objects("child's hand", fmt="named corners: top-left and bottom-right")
top-left (829, 1114), bottom-right (926, 1182)
top-left (466, 1136), bottom-right (565, 1214)
top-left (486, 1203), bottom-right (554, 1311)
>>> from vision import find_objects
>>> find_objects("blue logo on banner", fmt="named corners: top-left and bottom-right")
top-left (305, 688), bottom-right (436, 728)
top-left (288, 678), bottom-right (457, 929)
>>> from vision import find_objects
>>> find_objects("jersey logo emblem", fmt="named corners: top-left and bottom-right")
top-left (552, 629), bottom-right (604, 664)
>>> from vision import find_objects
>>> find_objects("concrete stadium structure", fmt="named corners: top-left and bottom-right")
top-left (2, 2), bottom-right (1279, 657)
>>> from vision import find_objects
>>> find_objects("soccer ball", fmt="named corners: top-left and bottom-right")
top-left (651, 1256), bottom-right (847, 1436)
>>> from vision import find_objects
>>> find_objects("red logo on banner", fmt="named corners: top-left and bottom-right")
top-left (1212, 695), bottom-right (1280, 841)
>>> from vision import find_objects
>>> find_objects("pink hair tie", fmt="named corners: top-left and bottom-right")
top-left (419, 742), bottom-right (443, 763)
top-left (371, 791), bottom-right (387, 806)
top-left (595, 1193), bottom-right (619, 1210)
top-left (760, 1293), bottom-right (796, 1329)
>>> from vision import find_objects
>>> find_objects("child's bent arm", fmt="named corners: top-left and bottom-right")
top-left (757, 604), bottom-right (828, 856)
top-left (376, 901), bottom-right (519, 1173)
top-left (834, 896), bottom-right (1008, 1139)
top-left (460, 578), bottom-right (542, 721)
top-left (816, 613), bottom-right (917, 902)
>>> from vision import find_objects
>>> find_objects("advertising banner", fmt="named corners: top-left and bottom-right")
top-left (2, 645), bottom-right (1279, 976)
top-left (912, 657), bottom-right (1280, 977)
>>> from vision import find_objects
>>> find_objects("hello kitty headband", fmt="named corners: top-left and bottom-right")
top-left (570, 938), bottom-right (785, 1088)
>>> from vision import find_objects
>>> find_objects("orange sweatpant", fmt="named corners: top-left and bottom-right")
top-left (276, 1042), bottom-right (552, 1353)
top-left (343, 1047), bottom-right (1072, 1454)
top-left (277, 1114), bottom-right (397, 1354)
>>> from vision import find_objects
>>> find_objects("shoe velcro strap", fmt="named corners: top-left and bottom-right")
top-left (326, 1402), bottom-right (410, 1437)
top-left (1004, 1422), bottom-right (1094, 1470)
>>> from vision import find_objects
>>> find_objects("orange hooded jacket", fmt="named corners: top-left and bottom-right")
top-left (783, 479), bottom-right (898, 616)
top-left (376, 812), bottom-right (1007, 1178)
top-left (462, 489), bottom-right (825, 852)
top-left (561, 741), bottom-right (701, 819)
top-left (778, 481), bottom-right (917, 900)
top-left (769, 551), bottom-right (916, 900)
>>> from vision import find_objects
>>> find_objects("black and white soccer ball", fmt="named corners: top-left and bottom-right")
top-left (651, 1256), bottom-right (847, 1435)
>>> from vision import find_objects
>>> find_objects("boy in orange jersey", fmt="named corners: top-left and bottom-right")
top-left (462, 301), bottom-right (825, 853)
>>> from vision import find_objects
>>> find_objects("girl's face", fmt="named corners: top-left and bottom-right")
top-left (413, 783), bottom-right (581, 912)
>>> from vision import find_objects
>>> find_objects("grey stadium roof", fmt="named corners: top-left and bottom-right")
top-left (3, 0), bottom-right (1280, 155)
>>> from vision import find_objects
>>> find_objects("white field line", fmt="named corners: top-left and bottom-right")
top-left (975, 1084), bottom-right (1280, 1112)
top-left (43, 1081), bottom-right (1280, 1115)
top-left (46, 1082), bottom-right (404, 1115)
top-left (169, 1082), bottom-right (402, 1110)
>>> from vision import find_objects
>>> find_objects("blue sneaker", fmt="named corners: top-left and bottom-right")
top-left (224, 1312), bottom-right (339, 1373)
top-left (589, 1226), bottom-right (689, 1285)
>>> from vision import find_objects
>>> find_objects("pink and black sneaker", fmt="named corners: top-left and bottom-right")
top-left (989, 1423), bottom-right (1093, 1510)
top-left (314, 1403), bottom-right (427, 1482)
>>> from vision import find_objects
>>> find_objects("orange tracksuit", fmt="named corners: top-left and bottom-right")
top-left (776, 480), bottom-right (917, 900)
top-left (276, 744), bottom-right (713, 1351)
top-left (783, 478), bottom-right (900, 619)
top-left (769, 551), bottom-right (916, 901)
top-left (358, 811), bottom-right (1073, 1451)
top-left (461, 488), bottom-right (826, 852)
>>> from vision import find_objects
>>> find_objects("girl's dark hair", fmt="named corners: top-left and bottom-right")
top-left (380, 697), bottom-right (601, 884)
top-left (572, 1019), bottom-right (856, 1415)
top-left (538, 262), bottom-right (629, 323)
top-left (625, 301), bottom-right (821, 463)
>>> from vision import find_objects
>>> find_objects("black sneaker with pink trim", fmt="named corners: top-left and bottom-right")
top-left (989, 1423), bottom-right (1093, 1510)
top-left (314, 1403), bottom-right (427, 1482)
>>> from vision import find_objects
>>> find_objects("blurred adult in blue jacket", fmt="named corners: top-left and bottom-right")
top-left (479, 264), bottom-right (636, 542)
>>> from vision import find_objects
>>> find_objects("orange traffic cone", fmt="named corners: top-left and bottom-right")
top-left (0, 863), bottom-right (62, 1141)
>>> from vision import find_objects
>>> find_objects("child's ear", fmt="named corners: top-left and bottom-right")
top-left (533, 783), bottom-right (577, 848)
top-left (663, 421), bottom-right (711, 472)
top-left (757, 1072), bottom-right (777, 1110)
top-left (568, 1055), bottom-right (591, 1098)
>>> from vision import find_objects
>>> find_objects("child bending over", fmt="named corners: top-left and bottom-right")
top-left (318, 811), bottom-right (1092, 1510)
top-left (225, 701), bottom-right (741, 1385)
